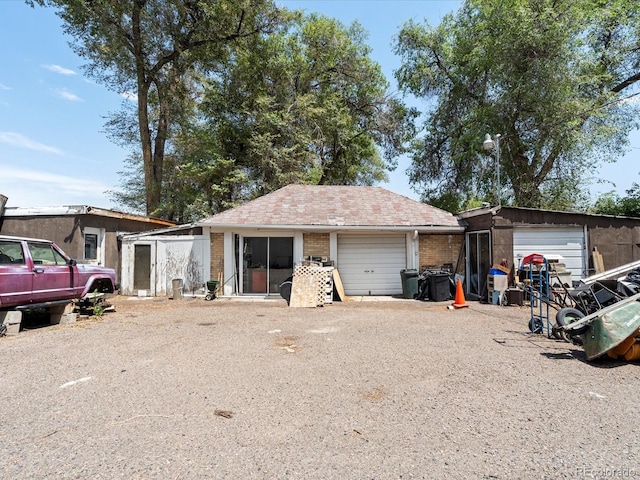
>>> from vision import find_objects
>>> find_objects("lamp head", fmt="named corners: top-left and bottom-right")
top-left (482, 133), bottom-right (494, 151)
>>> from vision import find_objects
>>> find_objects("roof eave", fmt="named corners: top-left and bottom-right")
top-left (199, 223), bottom-right (465, 233)
top-left (3, 205), bottom-right (175, 226)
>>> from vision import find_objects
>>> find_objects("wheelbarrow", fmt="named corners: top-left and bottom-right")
top-left (560, 292), bottom-right (640, 361)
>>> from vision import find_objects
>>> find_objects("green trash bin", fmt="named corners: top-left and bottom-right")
top-left (206, 280), bottom-right (219, 300)
top-left (400, 269), bottom-right (419, 299)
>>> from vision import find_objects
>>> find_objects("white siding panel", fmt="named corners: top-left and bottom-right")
top-left (513, 227), bottom-right (586, 282)
top-left (337, 234), bottom-right (406, 295)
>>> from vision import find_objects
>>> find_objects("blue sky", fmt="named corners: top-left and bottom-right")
top-left (0, 0), bottom-right (638, 210)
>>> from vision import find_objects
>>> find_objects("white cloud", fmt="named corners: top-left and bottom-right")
top-left (0, 165), bottom-right (112, 207)
top-left (0, 83), bottom-right (10, 90)
top-left (54, 88), bottom-right (83, 102)
top-left (42, 64), bottom-right (77, 75)
top-left (1, 166), bottom-right (105, 193)
top-left (0, 132), bottom-right (64, 155)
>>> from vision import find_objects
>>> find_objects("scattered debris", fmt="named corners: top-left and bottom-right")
top-left (75, 292), bottom-right (115, 316)
top-left (363, 387), bottom-right (388, 401)
top-left (307, 326), bottom-right (338, 334)
top-left (275, 335), bottom-right (300, 353)
top-left (352, 429), bottom-right (369, 442)
top-left (289, 264), bottom-right (334, 308)
top-left (214, 409), bottom-right (234, 419)
top-left (60, 376), bottom-right (92, 389)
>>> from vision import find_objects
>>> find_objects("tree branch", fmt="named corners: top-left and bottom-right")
top-left (611, 71), bottom-right (640, 93)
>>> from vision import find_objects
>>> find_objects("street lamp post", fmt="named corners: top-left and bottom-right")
top-left (483, 133), bottom-right (502, 206)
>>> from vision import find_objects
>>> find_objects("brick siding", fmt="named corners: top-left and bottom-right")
top-left (419, 234), bottom-right (464, 271)
top-left (210, 232), bottom-right (224, 281)
top-left (303, 233), bottom-right (330, 259)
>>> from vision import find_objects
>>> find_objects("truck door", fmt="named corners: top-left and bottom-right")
top-left (0, 239), bottom-right (31, 307)
top-left (27, 241), bottom-right (77, 303)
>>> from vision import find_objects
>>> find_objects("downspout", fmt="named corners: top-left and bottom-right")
top-left (153, 239), bottom-right (158, 296)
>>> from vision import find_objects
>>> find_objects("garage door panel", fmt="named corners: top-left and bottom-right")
top-left (338, 234), bottom-right (406, 295)
top-left (513, 228), bottom-right (586, 282)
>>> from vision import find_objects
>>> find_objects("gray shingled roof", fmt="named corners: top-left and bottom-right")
top-left (199, 185), bottom-right (463, 228)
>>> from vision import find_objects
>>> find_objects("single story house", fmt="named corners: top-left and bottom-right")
top-left (458, 205), bottom-right (640, 298)
top-left (0, 205), bottom-right (175, 282)
top-left (200, 185), bottom-right (465, 297)
top-left (120, 185), bottom-right (466, 297)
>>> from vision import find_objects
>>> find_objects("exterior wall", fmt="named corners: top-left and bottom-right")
top-left (418, 234), bottom-right (464, 271)
top-left (460, 213), bottom-right (493, 231)
top-left (589, 226), bottom-right (640, 270)
top-left (0, 216), bottom-right (77, 250)
top-left (120, 235), bottom-right (209, 296)
top-left (491, 225), bottom-right (514, 267)
top-left (493, 209), bottom-right (640, 272)
top-left (158, 237), bottom-right (209, 296)
top-left (303, 233), bottom-right (330, 259)
top-left (462, 207), bottom-right (640, 275)
top-left (210, 232), bottom-right (224, 283)
top-left (0, 214), bottom-right (173, 283)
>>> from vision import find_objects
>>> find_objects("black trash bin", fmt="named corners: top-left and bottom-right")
top-left (400, 269), bottom-right (419, 299)
top-left (429, 273), bottom-right (452, 302)
top-left (279, 276), bottom-right (293, 305)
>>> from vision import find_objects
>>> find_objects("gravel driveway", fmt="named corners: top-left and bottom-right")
top-left (1, 296), bottom-right (638, 479)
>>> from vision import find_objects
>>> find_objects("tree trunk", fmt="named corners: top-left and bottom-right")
top-left (137, 85), bottom-right (159, 216)
top-left (132, 3), bottom-right (160, 216)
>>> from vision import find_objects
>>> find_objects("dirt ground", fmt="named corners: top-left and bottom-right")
top-left (1, 295), bottom-right (638, 479)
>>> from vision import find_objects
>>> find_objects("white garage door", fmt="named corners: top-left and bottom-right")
top-left (513, 227), bottom-right (586, 282)
top-left (337, 234), bottom-right (406, 295)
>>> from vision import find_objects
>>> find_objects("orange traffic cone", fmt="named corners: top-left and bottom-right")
top-left (452, 278), bottom-right (468, 309)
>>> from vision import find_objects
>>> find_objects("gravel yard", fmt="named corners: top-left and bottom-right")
top-left (1, 296), bottom-right (638, 479)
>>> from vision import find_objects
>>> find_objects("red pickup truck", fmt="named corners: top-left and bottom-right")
top-left (0, 235), bottom-right (117, 310)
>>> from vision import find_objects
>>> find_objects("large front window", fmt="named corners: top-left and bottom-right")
top-left (242, 237), bottom-right (293, 294)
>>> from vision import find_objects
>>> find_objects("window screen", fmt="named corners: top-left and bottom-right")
top-left (85, 233), bottom-right (98, 260)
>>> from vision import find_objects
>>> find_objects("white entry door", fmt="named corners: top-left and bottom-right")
top-left (337, 234), bottom-right (406, 295)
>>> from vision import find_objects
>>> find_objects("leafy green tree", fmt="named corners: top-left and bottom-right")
top-left (106, 124), bottom-right (248, 222)
top-left (592, 184), bottom-right (640, 217)
top-left (106, 154), bottom-right (146, 214)
top-left (31, 0), bottom-right (286, 217)
top-left (394, 0), bottom-right (640, 211)
top-left (199, 14), bottom-right (416, 199)
top-left (105, 13), bottom-right (414, 222)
